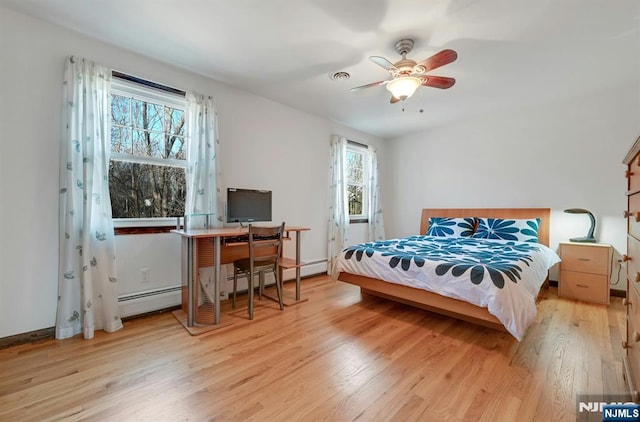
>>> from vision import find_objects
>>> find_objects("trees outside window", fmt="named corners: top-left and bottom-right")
top-left (109, 80), bottom-right (186, 219)
top-left (346, 145), bottom-right (369, 221)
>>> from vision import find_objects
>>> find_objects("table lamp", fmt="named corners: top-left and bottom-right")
top-left (564, 208), bottom-right (596, 242)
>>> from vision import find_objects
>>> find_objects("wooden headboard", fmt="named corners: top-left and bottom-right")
top-left (420, 208), bottom-right (551, 246)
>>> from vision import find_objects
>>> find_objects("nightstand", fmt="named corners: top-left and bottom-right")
top-left (558, 242), bottom-right (612, 304)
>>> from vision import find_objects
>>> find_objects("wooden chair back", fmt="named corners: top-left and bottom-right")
top-left (248, 222), bottom-right (285, 265)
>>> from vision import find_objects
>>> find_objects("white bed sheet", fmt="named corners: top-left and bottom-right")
top-left (333, 236), bottom-right (561, 340)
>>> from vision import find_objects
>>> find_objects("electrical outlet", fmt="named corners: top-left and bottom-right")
top-left (140, 267), bottom-right (150, 283)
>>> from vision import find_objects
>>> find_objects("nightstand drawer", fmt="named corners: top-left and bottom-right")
top-left (559, 271), bottom-right (609, 304)
top-left (560, 244), bottom-right (609, 275)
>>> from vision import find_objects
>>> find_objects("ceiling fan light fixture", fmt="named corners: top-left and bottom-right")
top-left (386, 76), bottom-right (421, 100)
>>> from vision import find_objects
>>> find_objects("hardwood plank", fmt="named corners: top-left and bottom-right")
top-left (0, 275), bottom-right (628, 421)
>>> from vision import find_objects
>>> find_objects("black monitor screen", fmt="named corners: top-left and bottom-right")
top-left (226, 188), bottom-right (272, 223)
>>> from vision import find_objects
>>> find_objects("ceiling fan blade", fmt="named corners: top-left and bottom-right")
top-left (390, 95), bottom-right (401, 104)
top-left (422, 75), bottom-right (456, 89)
top-left (350, 80), bottom-right (389, 91)
top-left (417, 49), bottom-right (458, 72)
top-left (370, 56), bottom-right (397, 71)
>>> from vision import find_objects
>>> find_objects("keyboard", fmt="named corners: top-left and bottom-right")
top-left (223, 234), bottom-right (249, 244)
top-left (223, 233), bottom-right (280, 245)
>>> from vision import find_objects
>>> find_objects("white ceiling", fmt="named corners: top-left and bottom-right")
top-left (3, 0), bottom-right (639, 138)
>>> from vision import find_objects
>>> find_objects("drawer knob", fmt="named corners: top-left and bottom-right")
top-left (622, 340), bottom-right (630, 349)
top-left (634, 332), bottom-right (640, 343)
top-left (623, 298), bottom-right (630, 306)
top-left (622, 255), bottom-right (632, 262)
top-left (625, 210), bottom-right (632, 218)
top-left (627, 169), bottom-right (635, 178)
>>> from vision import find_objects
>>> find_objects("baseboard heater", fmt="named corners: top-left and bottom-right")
top-left (118, 285), bottom-right (182, 318)
top-left (118, 260), bottom-right (328, 318)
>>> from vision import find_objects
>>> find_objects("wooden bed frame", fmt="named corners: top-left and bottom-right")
top-left (338, 208), bottom-right (551, 333)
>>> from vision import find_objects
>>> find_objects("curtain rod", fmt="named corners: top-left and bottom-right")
top-left (112, 71), bottom-right (186, 97)
top-left (347, 139), bottom-right (368, 148)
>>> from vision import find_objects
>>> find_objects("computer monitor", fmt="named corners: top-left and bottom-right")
top-left (226, 188), bottom-right (272, 223)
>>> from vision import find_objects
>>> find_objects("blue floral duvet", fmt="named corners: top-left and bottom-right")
top-left (333, 236), bottom-right (561, 340)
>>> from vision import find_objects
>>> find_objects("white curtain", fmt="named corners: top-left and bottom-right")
top-left (185, 93), bottom-right (223, 229)
top-left (366, 145), bottom-right (386, 241)
top-left (57, 56), bottom-right (122, 339)
top-left (327, 135), bottom-right (349, 276)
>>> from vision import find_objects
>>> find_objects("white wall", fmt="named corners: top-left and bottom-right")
top-left (387, 84), bottom-right (639, 288)
top-left (0, 7), bottom-right (386, 338)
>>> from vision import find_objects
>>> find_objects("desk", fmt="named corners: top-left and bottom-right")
top-left (172, 226), bottom-right (309, 331)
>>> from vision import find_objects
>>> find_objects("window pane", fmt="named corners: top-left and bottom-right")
top-left (347, 151), bottom-right (363, 183)
top-left (167, 135), bottom-right (185, 159)
top-left (109, 161), bottom-right (186, 218)
top-left (165, 107), bottom-right (185, 136)
top-left (109, 80), bottom-right (187, 221)
top-left (132, 99), bottom-right (163, 132)
top-left (347, 184), bottom-right (363, 216)
top-left (133, 130), bottom-right (164, 158)
top-left (111, 126), bottom-right (132, 154)
top-left (111, 95), bottom-right (130, 126)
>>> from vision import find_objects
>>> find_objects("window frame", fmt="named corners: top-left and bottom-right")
top-left (109, 77), bottom-right (188, 228)
top-left (346, 142), bottom-right (370, 224)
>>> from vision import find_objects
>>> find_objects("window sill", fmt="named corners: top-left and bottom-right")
top-left (114, 226), bottom-right (177, 235)
top-left (113, 218), bottom-right (179, 228)
top-left (113, 218), bottom-right (180, 235)
top-left (349, 218), bottom-right (369, 224)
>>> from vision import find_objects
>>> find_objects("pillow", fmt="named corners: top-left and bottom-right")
top-left (472, 217), bottom-right (541, 243)
top-left (426, 217), bottom-right (476, 237)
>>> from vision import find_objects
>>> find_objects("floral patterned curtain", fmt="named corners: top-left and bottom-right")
top-left (366, 145), bottom-right (386, 241)
top-left (327, 135), bottom-right (349, 275)
top-left (57, 56), bottom-right (122, 339)
top-left (185, 93), bottom-right (223, 229)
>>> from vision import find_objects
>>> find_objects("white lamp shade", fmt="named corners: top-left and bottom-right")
top-left (386, 76), bottom-right (421, 100)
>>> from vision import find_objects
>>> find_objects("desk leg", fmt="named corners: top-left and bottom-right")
top-left (172, 233), bottom-right (233, 335)
top-left (280, 230), bottom-right (308, 306)
top-left (295, 230), bottom-right (301, 301)
top-left (187, 237), bottom-right (196, 327)
top-left (214, 236), bottom-right (221, 324)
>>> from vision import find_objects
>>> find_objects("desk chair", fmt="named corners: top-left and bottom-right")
top-left (232, 222), bottom-right (285, 320)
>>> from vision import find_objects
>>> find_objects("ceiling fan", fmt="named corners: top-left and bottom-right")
top-left (351, 39), bottom-right (458, 103)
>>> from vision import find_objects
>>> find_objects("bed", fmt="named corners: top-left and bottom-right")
top-left (335, 208), bottom-right (560, 340)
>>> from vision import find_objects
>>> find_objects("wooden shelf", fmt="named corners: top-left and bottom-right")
top-left (279, 257), bottom-right (306, 269)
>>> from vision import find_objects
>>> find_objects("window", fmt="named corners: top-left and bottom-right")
top-left (346, 143), bottom-right (369, 222)
top-left (109, 77), bottom-right (187, 221)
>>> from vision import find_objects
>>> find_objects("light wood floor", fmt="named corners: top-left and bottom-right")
top-left (0, 275), bottom-right (628, 421)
